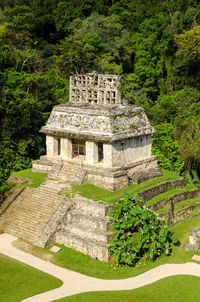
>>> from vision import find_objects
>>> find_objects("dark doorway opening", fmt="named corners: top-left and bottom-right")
top-left (72, 138), bottom-right (85, 158)
top-left (98, 142), bottom-right (103, 162)
top-left (57, 138), bottom-right (61, 155)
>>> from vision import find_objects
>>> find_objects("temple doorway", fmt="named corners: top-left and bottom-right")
top-left (98, 142), bottom-right (103, 162)
top-left (72, 138), bottom-right (85, 159)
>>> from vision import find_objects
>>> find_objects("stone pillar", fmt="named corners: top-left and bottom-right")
top-left (103, 143), bottom-right (113, 167)
top-left (85, 141), bottom-right (98, 164)
top-left (46, 135), bottom-right (59, 157)
top-left (60, 137), bottom-right (72, 160)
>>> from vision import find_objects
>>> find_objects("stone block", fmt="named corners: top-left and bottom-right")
top-left (50, 246), bottom-right (61, 253)
top-left (192, 255), bottom-right (200, 261)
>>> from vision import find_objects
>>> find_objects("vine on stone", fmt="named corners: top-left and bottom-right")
top-left (109, 194), bottom-right (177, 266)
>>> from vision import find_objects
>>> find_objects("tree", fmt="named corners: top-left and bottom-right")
top-left (174, 25), bottom-right (200, 88)
top-left (132, 13), bottom-right (173, 100)
top-left (55, 12), bottom-right (133, 76)
top-left (175, 117), bottom-right (200, 173)
top-left (152, 123), bottom-right (182, 172)
top-left (175, 25), bottom-right (200, 61)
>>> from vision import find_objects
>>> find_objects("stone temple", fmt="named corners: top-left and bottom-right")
top-left (33, 73), bottom-right (158, 190)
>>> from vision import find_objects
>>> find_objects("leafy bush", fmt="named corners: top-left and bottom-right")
top-left (152, 123), bottom-right (182, 173)
top-left (109, 194), bottom-right (177, 266)
top-left (186, 170), bottom-right (200, 188)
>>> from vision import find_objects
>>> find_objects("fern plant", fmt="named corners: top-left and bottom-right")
top-left (186, 170), bottom-right (200, 188)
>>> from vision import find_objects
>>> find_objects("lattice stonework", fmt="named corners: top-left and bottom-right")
top-left (69, 73), bottom-right (121, 105)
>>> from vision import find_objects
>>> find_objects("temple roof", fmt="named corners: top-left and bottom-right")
top-left (40, 102), bottom-right (155, 142)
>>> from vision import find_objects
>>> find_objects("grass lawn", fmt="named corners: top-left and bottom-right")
top-left (3, 168), bottom-right (200, 301)
top-left (54, 275), bottom-right (200, 302)
top-left (23, 214), bottom-right (199, 281)
top-left (0, 253), bottom-right (62, 302)
top-left (11, 168), bottom-right (48, 188)
top-left (71, 170), bottom-right (181, 203)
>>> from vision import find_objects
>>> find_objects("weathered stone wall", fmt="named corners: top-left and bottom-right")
top-left (85, 156), bottom-right (157, 191)
top-left (149, 189), bottom-right (200, 212)
top-left (34, 200), bottom-right (72, 248)
top-left (55, 196), bottom-right (114, 262)
top-left (139, 179), bottom-right (186, 201)
top-left (110, 135), bottom-right (152, 167)
top-left (171, 203), bottom-right (200, 225)
top-left (86, 172), bottom-right (128, 191)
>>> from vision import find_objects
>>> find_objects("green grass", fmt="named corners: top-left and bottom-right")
top-left (54, 275), bottom-right (200, 302)
top-left (0, 183), bottom-right (15, 193)
top-left (146, 184), bottom-right (196, 206)
top-left (0, 253), bottom-right (62, 302)
top-left (29, 214), bottom-right (199, 281)
top-left (71, 170), bottom-right (181, 203)
top-left (11, 168), bottom-right (48, 188)
top-left (174, 197), bottom-right (200, 212)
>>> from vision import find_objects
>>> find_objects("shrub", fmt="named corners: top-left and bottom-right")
top-left (109, 194), bottom-right (177, 266)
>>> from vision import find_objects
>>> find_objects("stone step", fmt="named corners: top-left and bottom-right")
top-left (61, 223), bottom-right (114, 243)
top-left (59, 169), bottom-right (77, 175)
top-left (9, 201), bottom-right (59, 213)
top-left (57, 163), bottom-right (80, 182)
top-left (56, 231), bottom-right (112, 262)
top-left (58, 172), bottom-right (77, 178)
top-left (16, 195), bottom-right (63, 205)
top-left (17, 191), bottom-right (63, 202)
top-left (72, 197), bottom-right (114, 217)
top-left (0, 184), bottom-right (65, 245)
top-left (67, 210), bottom-right (112, 231)
top-left (0, 186), bottom-right (26, 215)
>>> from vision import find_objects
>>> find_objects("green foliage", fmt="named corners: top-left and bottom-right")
top-left (109, 194), bottom-right (177, 266)
top-left (0, 183), bottom-right (15, 193)
top-left (152, 123), bottom-right (182, 172)
top-left (1, 0), bottom-right (200, 181)
top-left (132, 13), bottom-right (172, 100)
top-left (175, 25), bottom-right (200, 61)
top-left (55, 12), bottom-right (133, 76)
top-left (186, 170), bottom-right (200, 188)
top-left (71, 169), bottom-right (181, 203)
top-left (175, 117), bottom-right (200, 172)
top-left (11, 168), bottom-right (48, 188)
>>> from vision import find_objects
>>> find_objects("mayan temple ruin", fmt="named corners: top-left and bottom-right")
top-left (0, 73), bottom-right (161, 262)
top-left (33, 73), bottom-right (158, 190)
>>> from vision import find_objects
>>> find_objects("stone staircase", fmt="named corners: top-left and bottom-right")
top-left (55, 197), bottom-right (114, 262)
top-left (56, 161), bottom-right (83, 183)
top-left (0, 181), bottom-right (67, 245)
top-left (0, 180), bottom-right (114, 262)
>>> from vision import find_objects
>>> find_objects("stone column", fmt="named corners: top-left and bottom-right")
top-left (103, 143), bottom-right (113, 167)
top-left (60, 137), bottom-right (72, 160)
top-left (85, 141), bottom-right (98, 164)
top-left (46, 135), bottom-right (59, 157)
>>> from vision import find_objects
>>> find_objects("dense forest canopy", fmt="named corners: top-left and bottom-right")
top-left (0, 0), bottom-right (200, 185)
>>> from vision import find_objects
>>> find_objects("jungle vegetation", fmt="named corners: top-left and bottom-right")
top-left (1, 0), bottom-right (200, 185)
